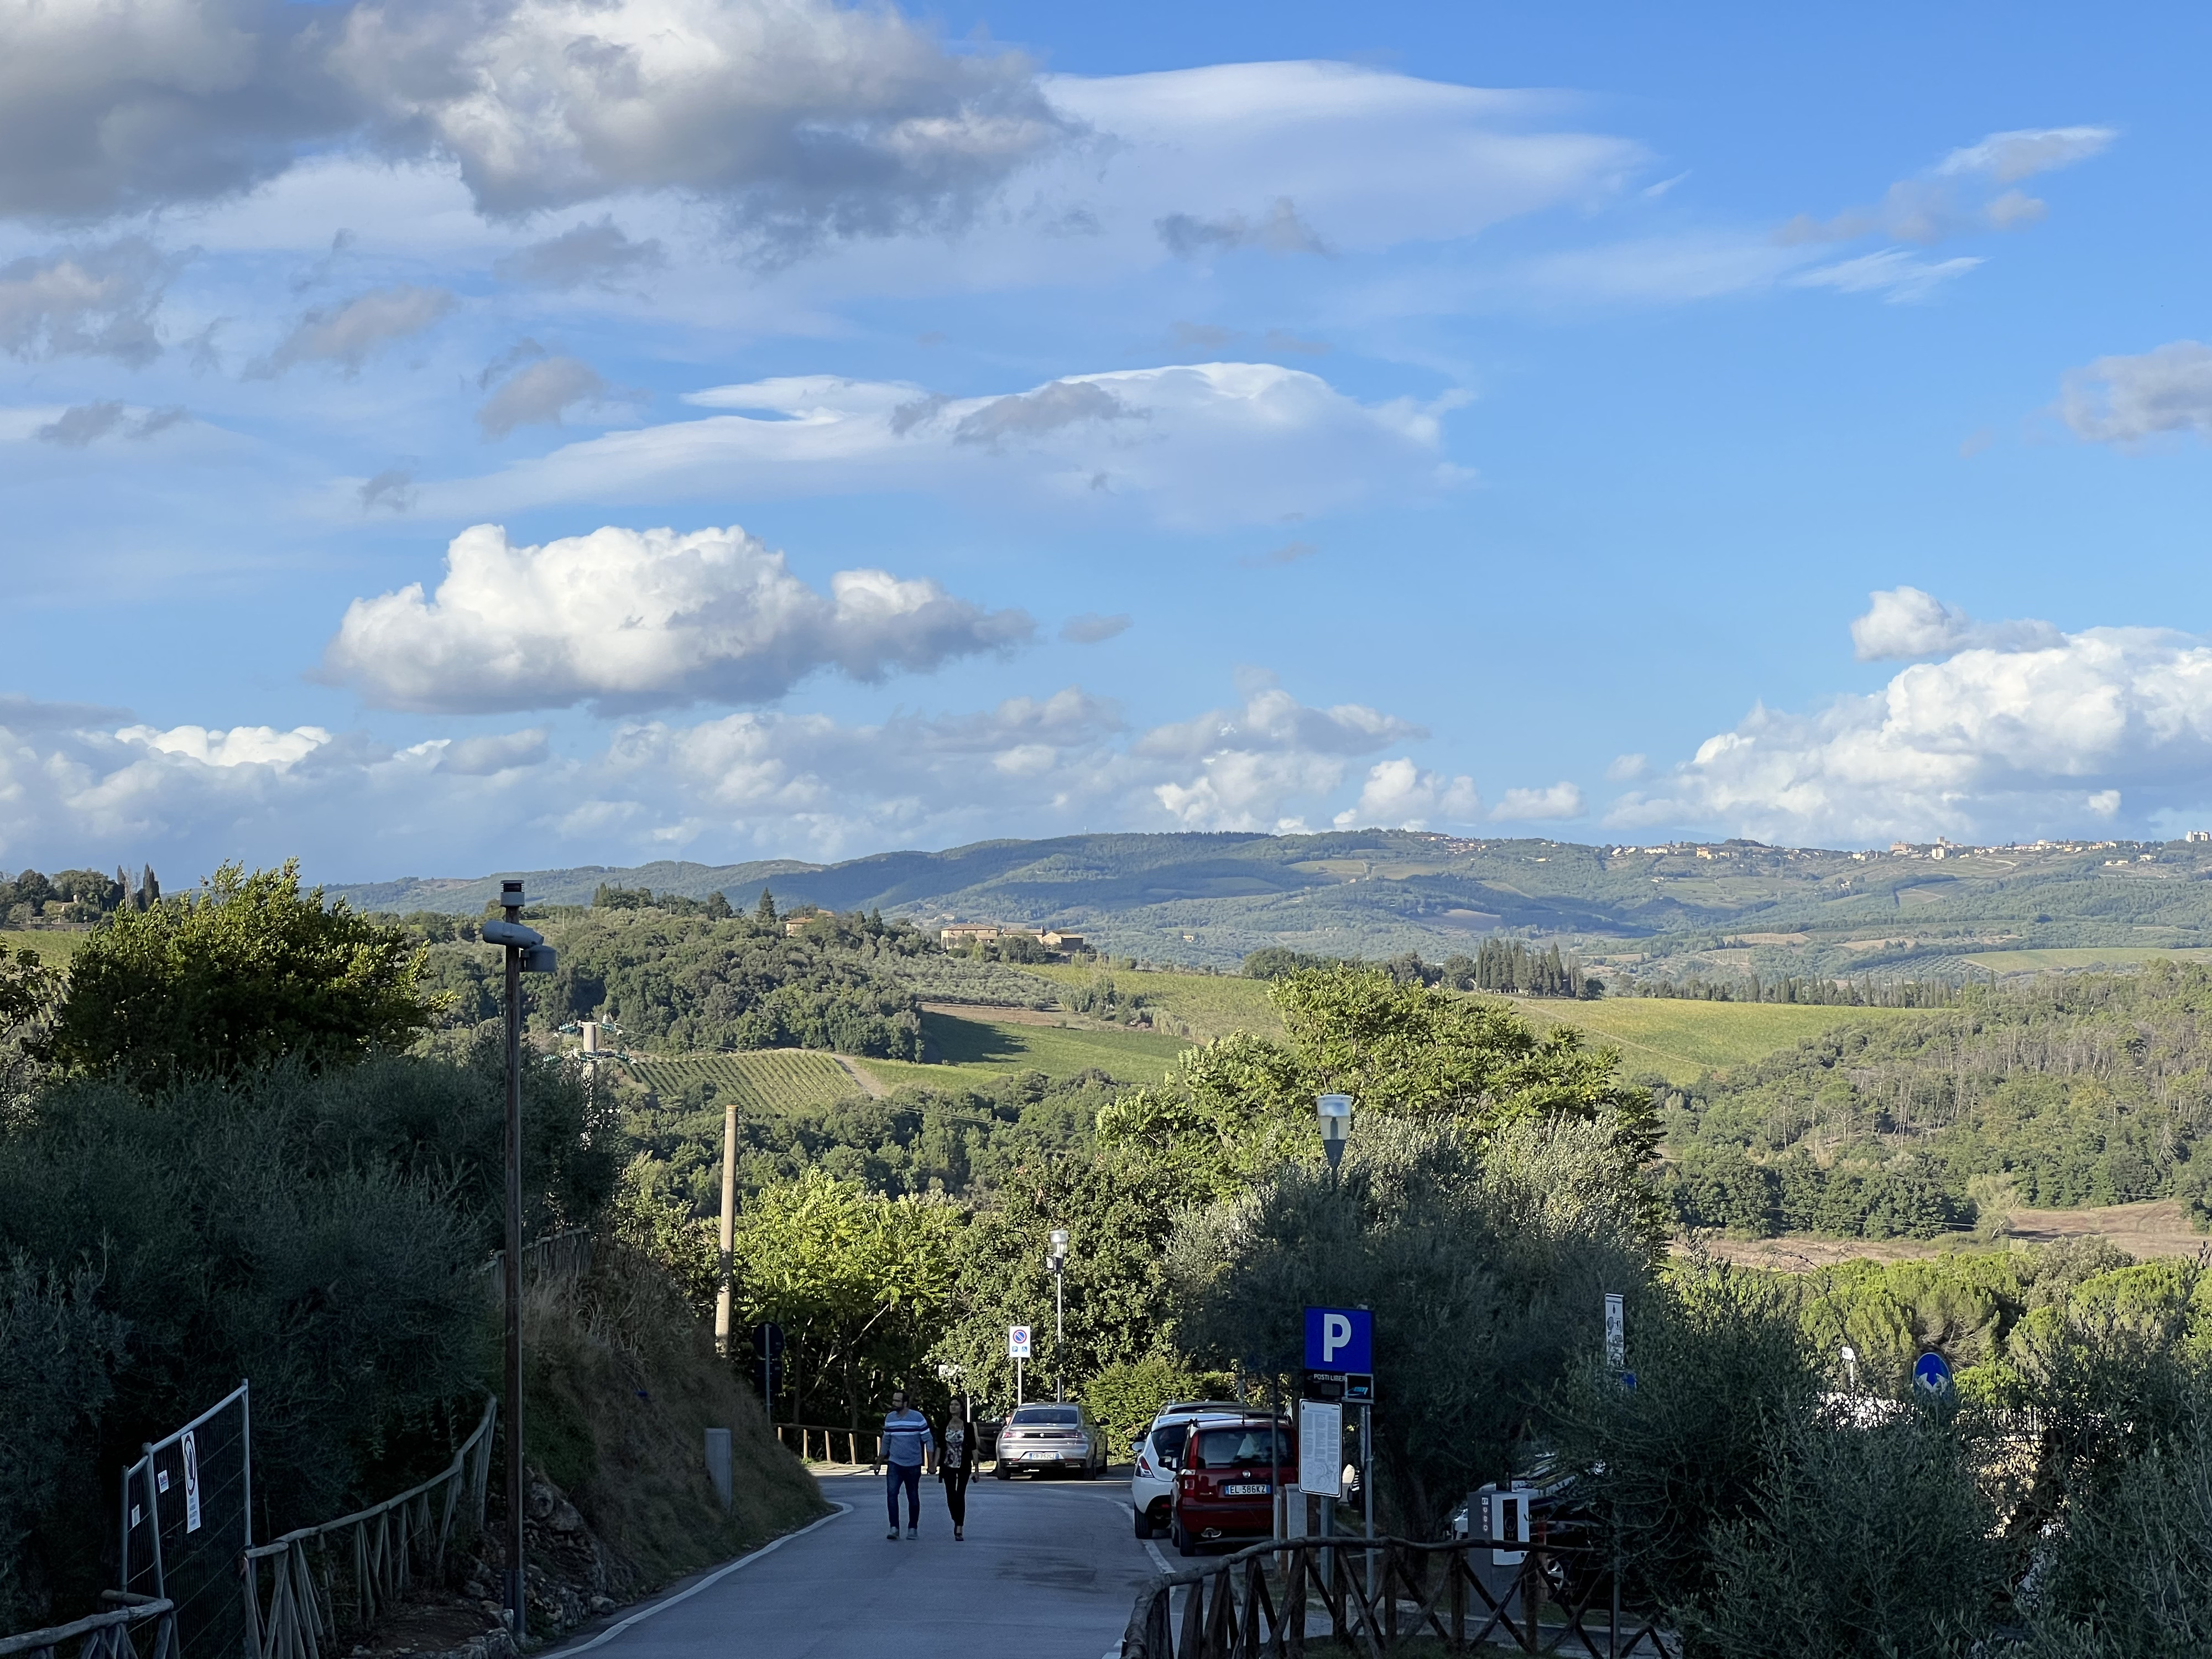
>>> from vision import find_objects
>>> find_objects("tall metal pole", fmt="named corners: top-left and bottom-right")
top-left (714, 1099), bottom-right (738, 1357)
top-left (500, 883), bottom-right (526, 1646)
top-left (1053, 1274), bottom-right (1065, 1403)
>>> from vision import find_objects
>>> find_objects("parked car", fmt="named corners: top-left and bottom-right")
top-left (992, 1402), bottom-right (1108, 1478)
top-left (1130, 1401), bottom-right (1247, 1538)
top-left (1170, 1413), bottom-right (1295, 1556)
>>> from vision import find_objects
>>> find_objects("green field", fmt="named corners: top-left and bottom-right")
top-left (852, 1009), bottom-right (1194, 1092)
top-left (624, 1049), bottom-right (863, 1110)
top-left (1961, 947), bottom-right (2212, 973)
top-left (1504, 997), bottom-right (1923, 1085)
top-left (1018, 963), bottom-right (1284, 1041)
top-left (0, 930), bottom-right (92, 962)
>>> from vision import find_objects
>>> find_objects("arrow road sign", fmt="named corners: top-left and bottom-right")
top-left (1913, 1352), bottom-right (1954, 1398)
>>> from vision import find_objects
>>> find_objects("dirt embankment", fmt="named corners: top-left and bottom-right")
top-left (1692, 1198), bottom-right (2210, 1273)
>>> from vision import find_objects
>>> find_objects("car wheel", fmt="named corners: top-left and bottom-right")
top-left (994, 1464), bottom-right (1011, 1480)
top-left (1173, 1521), bottom-right (1196, 1558)
top-left (1081, 1462), bottom-right (1097, 1480)
top-left (1133, 1505), bottom-right (1152, 1539)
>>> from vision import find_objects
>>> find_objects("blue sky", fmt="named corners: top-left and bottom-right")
top-left (4, 0), bottom-right (2211, 881)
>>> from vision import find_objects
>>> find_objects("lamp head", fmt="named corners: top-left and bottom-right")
top-left (1048, 1227), bottom-right (1070, 1259)
top-left (500, 878), bottom-right (526, 914)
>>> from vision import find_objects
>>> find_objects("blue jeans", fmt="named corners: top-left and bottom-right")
top-left (885, 1460), bottom-right (921, 1528)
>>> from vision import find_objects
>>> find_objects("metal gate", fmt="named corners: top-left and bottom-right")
top-left (121, 1383), bottom-right (251, 1659)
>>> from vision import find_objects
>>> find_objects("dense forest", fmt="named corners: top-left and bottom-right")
top-left (1658, 960), bottom-right (2212, 1238)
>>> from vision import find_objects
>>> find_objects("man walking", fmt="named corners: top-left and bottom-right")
top-left (879, 1387), bottom-right (933, 1540)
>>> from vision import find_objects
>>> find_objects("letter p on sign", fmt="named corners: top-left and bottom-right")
top-left (1304, 1306), bottom-right (1372, 1371)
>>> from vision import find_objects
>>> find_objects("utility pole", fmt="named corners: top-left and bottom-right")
top-left (1047, 1229), bottom-right (1070, 1403)
top-left (485, 880), bottom-right (556, 1645)
top-left (714, 1098), bottom-right (738, 1356)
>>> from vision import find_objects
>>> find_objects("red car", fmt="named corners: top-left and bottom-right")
top-left (1170, 1415), bottom-right (1295, 1556)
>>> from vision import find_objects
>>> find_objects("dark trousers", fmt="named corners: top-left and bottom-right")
top-left (885, 1460), bottom-right (921, 1528)
top-left (942, 1464), bottom-right (970, 1528)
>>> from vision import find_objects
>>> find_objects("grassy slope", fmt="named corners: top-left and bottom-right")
top-left (1019, 963), bottom-right (1285, 1041)
top-left (0, 930), bottom-right (91, 961)
top-left (1963, 947), bottom-right (2212, 972)
top-left (1499, 997), bottom-right (1922, 1085)
top-left (853, 1008), bottom-right (1192, 1091)
top-left (625, 1050), bottom-right (861, 1111)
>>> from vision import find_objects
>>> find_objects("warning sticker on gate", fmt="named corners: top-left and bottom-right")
top-left (182, 1429), bottom-right (202, 1533)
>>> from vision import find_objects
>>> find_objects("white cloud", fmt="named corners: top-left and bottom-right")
top-left (1935, 127), bottom-right (2116, 184)
top-left (1786, 249), bottom-right (1981, 304)
top-left (1332, 758), bottom-right (1480, 830)
top-left (491, 218), bottom-right (667, 289)
top-left (1613, 622), bottom-right (2212, 845)
top-left (477, 355), bottom-right (612, 439)
top-left (1491, 781), bottom-right (1585, 821)
top-left (2059, 341), bottom-right (2212, 445)
top-left (321, 520), bottom-right (1034, 714)
top-left (418, 362), bottom-right (1458, 529)
top-left (1849, 586), bottom-right (2062, 661)
top-left (0, 676), bottom-right (1436, 872)
top-left (1604, 753), bottom-right (1647, 781)
top-left (0, 241), bottom-right (175, 364)
top-left (250, 284), bottom-right (455, 376)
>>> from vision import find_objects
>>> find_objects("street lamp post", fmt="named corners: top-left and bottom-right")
top-left (484, 879), bottom-right (556, 1644)
top-left (1317, 1093), bottom-right (1353, 1178)
top-left (1047, 1228), bottom-right (1070, 1402)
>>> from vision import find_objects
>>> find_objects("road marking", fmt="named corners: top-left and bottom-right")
top-left (1144, 1541), bottom-right (1173, 1575)
top-left (544, 1501), bottom-right (854, 1656)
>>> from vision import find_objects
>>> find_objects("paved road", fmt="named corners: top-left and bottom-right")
top-left (557, 1468), bottom-right (1165, 1659)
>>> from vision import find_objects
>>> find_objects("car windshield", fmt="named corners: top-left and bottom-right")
top-left (1193, 1426), bottom-right (1286, 1468)
top-left (1010, 1406), bottom-right (1081, 1426)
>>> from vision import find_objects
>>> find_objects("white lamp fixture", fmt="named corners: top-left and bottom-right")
top-left (1317, 1094), bottom-right (1354, 1173)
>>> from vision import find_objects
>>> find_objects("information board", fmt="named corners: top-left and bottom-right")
top-left (1298, 1400), bottom-right (1342, 1499)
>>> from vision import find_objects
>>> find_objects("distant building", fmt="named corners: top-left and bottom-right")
top-left (2190, 830), bottom-right (2212, 844)
top-left (940, 923), bottom-right (1008, 946)
top-left (1039, 931), bottom-right (1086, 952)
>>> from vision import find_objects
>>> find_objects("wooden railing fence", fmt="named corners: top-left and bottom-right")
top-left (775, 1425), bottom-right (884, 1465)
top-left (1120, 1535), bottom-right (1667, 1659)
top-left (0, 1598), bottom-right (176, 1659)
top-left (243, 1399), bottom-right (497, 1659)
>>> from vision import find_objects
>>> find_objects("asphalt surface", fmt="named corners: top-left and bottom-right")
top-left (555, 1467), bottom-right (1166, 1659)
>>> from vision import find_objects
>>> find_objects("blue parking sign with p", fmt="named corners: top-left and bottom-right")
top-left (1305, 1307), bottom-right (1371, 1371)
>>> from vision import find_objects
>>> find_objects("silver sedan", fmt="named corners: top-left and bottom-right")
top-left (992, 1402), bottom-right (1107, 1478)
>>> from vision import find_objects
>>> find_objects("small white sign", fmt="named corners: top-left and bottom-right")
top-left (156, 1470), bottom-right (169, 1494)
top-left (1604, 1292), bottom-right (1625, 1370)
top-left (1008, 1325), bottom-right (1031, 1360)
top-left (181, 1431), bottom-right (202, 1535)
top-left (1298, 1401), bottom-right (1342, 1499)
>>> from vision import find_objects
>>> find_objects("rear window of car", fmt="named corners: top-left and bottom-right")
top-left (1010, 1406), bottom-right (1081, 1426)
top-left (1150, 1423), bottom-right (1189, 1460)
top-left (1192, 1426), bottom-right (1288, 1468)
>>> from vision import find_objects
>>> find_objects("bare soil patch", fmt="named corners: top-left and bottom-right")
top-left (1687, 1198), bottom-right (2209, 1273)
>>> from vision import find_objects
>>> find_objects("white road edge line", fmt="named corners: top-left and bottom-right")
top-left (545, 1501), bottom-right (854, 1656)
top-left (1144, 1540), bottom-right (1173, 1575)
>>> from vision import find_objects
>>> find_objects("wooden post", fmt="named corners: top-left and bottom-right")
top-left (713, 1101), bottom-right (738, 1357)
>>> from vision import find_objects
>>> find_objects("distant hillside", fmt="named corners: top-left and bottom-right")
top-left (328, 830), bottom-right (2212, 982)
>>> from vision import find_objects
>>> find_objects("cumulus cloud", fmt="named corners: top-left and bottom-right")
top-left (1332, 758), bottom-right (1480, 830)
top-left (251, 284), bottom-right (454, 377)
top-left (321, 520), bottom-right (1034, 714)
top-left (424, 362), bottom-right (1458, 529)
top-left (1492, 782), bottom-right (1585, 821)
top-left (1157, 197), bottom-right (1327, 258)
top-left (1614, 620), bottom-right (2212, 845)
top-left (477, 354), bottom-right (611, 439)
top-left (327, 0), bottom-right (1066, 246)
top-left (1850, 587), bottom-right (2063, 661)
top-left (1060, 613), bottom-right (1130, 644)
top-left (0, 676), bottom-right (1436, 872)
top-left (491, 218), bottom-right (667, 289)
top-left (0, 241), bottom-right (175, 364)
top-left (1141, 681), bottom-right (1419, 831)
top-left (2059, 341), bottom-right (2212, 445)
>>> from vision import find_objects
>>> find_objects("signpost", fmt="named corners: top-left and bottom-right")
top-left (1604, 1292), bottom-right (1625, 1369)
top-left (1913, 1351), bottom-right (1954, 1400)
top-left (1009, 1325), bottom-right (1031, 1404)
top-left (1302, 1307), bottom-right (1376, 1591)
top-left (753, 1322), bottom-right (786, 1431)
top-left (1305, 1307), bottom-right (1372, 1371)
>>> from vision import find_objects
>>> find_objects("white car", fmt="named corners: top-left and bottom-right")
top-left (1129, 1400), bottom-right (1246, 1538)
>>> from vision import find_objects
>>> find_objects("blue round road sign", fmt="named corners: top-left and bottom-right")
top-left (1913, 1352), bottom-right (1954, 1396)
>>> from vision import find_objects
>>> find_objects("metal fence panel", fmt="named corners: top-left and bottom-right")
top-left (121, 1385), bottom-right (251, 1659)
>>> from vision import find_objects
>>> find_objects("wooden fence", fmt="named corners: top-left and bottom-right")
top-left (0, 1597), bottom-right (176, 1659)
top-left (1120, 1535), bottom-right (1667, 1659)
top-left (243, 1399), bottom-right (497, 1659)
top-left (776, 1424), bottom-right (884, 1465)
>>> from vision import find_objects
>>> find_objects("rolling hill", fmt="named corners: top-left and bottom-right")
top-left (329, 828), bottom-right (2212, 987)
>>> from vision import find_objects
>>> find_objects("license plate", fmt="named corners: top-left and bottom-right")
top-left (1222, 1484), bottom-right (1270, 1496)
top-left (1024, 1449), bottom-right (1053, 1458)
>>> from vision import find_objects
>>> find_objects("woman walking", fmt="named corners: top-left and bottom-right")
top-left (940, 1401), bottom-right (973, 1541)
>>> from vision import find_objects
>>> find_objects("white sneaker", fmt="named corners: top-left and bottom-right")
top-left (885, 1530), bottom-right (898, 1541)
top-left (906, 1526), bottom-right (917, 1539)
